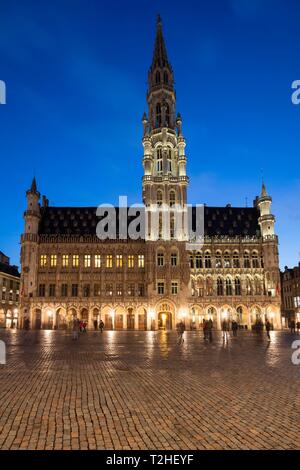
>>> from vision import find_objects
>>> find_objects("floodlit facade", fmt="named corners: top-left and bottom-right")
top-left (20, 18), bottom-right (281, 330)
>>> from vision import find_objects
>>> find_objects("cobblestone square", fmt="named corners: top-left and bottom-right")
top-left (0, 330), bottom-right (299, 450)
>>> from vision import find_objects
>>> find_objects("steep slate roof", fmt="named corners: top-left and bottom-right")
top-left (39, 205), bottom-right (261, 238)
top-left (0, 262), bottom-right (20, 278)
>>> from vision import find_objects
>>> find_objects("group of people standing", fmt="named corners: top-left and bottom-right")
top-left (72, 318), bottom-right (104, 340)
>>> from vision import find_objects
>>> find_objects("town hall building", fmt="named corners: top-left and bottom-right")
top-left (20, 17), bottom-right (281, 330)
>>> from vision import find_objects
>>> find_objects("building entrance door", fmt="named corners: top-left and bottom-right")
top-left (127, 314), bottom-right (135, 329)
top-left (158, 311), bottom-right (172, 330)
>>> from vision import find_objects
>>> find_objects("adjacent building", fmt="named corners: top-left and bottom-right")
top-left (281, 263), bottom-right (300, 325)
top-left (19, 17), bottom-right (282, 330)
top-left (0, 251), bottom-right (20, 328)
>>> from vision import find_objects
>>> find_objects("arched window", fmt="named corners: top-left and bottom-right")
top-left (156, 148), bottom-right (163, 175)
top-left (233, 251), bottom-right (240, 268)
top-left (237, 306), bottom-right (243, 322)
top-left (163, 71), bottom-right (169, 84)
top-left (217, 277), bottom-right (224, 296)
top-left (158, 213), bottom-right (163, 239)
top-left (226, 278), bottom-right (232, 296)
top-left (155, 71), bottom-right (161, 84)
top-left (195, 252), bottom-right (202, 269)
top-left (215, 251), bottom-right (222, 268)
top-left (235, 277), bottom-right (241, 295)
top-left (224, 251), bottom-right (231, 268)
top-left (190, 255), bottom-right (194, 269)
top-left (169, 190), bottom-right (175, 207)
top-left (156, 103), bottom-right (161, 127)
top-left (252, 251), bottom-right (259, 268)
top-left (205, 251), bottom-right (212, 268)
top-left (244, 251), bottom-right (250, 268)
top-left (157, 189), bottom-right (163, 206)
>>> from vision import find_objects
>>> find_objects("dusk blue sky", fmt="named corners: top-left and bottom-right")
top-left (0, 0), bottom-right (299, 269)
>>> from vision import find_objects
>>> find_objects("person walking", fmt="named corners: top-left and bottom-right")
top-left (265, 319), bottom-right (271, 341)
top-left (290, 319), bottom-right (296, 334)
top-left (176, 320), bottom-right (185, 345)
top-left (222, 319), bottom-right (229, 342)
top-left (232, 320), bottom-right (238, 337)
top-left (296, 321), bottom-right (300, 333)
top-left (207, 319), bottom-right (213, 342)
top-left (99, 319), bottom-right (104, 333)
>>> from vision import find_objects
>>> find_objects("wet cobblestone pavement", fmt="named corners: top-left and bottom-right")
top-left (0, 329), bottom-right (299, 450)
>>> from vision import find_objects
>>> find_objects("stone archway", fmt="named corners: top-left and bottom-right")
top-left (156, 302), bottom-right (174, 330)
top-left (56, 308), bottom-right (67, 330)
top-left (34, 308), bottom-right (42, 329)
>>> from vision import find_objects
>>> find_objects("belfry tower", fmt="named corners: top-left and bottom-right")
top-left (142, 16), bottom-right (189, 240)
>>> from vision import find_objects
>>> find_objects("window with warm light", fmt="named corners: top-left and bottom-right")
top-left (84, 255), bottom-right (91, 268)
top-left (128, 255), bottom-right (134, 268)
top-left (116, 284), bottom-right (123, 296)
top-left (105, 283), bottom-right (113, 296)
top-left (106, 255), bottom-right (113, 268)
top-left (40, 255), bottom-right (47, 267)
top-left (94, 254), bottom-right (101, 268)
top-left (62, 255), bottom-right (69, 267)
top-left (72, 255), bottom-right (79, 268)
top-left (116, 254), bottom-right (123, 268)
top-left (138, 255), bottom-right (144, 268)
top-left (94, 284), bottom-right (101, 296)
top-left (50, 255), bottom-right (57, 267)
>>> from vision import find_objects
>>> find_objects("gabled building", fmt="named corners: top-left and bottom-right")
top-left (20, 17), bottom-right (281, 330)
top-left (0, 251), bottom-right (20, 328)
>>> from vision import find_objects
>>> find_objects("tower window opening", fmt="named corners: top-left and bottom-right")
top-left (155, 71), bottom-right (161, 84)
top-left (156, 103), bottom-right (161, 127)
top-left (164, 71), bottom-right (169, 84)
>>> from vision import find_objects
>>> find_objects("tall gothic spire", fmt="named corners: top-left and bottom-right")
top-left (151, 15), bottom-right (171, 70)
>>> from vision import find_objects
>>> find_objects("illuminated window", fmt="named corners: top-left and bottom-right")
top-left (171, 281), bottom-right (178, 295)
top-left (116, 255), bottom-right (123, 268)
top-left (72, 255), bottom-right (79, 267)
top-left (127, 284), bottom-right (135, 296)
top-left (224, 252), bottom-right (231, 268)
top-left (215, 252), bottom-right (222, 268)
top-left (94, 254), bottom-right (101, 268)
top-left (106, 255), bottom-right (113, 268)
top-left (40, 255), bottom-right (47, 267)
top-left (50, 255), bottom-right (57, 267)
top-left (94, 284), bottom-right (101, 296)
top-left (105, 284), bottom-right (113, 297)
top-left (62, 255), bottom-right (69, 267)
top-left (138, 255), bottom-right (144, 268)
top-left (128, 255), bottom-right (134, 268)
top-left (116, 284), bottom-right (123, 296)
top-left (84, 255), bottom-right (91, 268)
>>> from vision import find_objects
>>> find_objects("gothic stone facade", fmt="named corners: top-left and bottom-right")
top-left (20, 18), bottom-right (281, 330)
